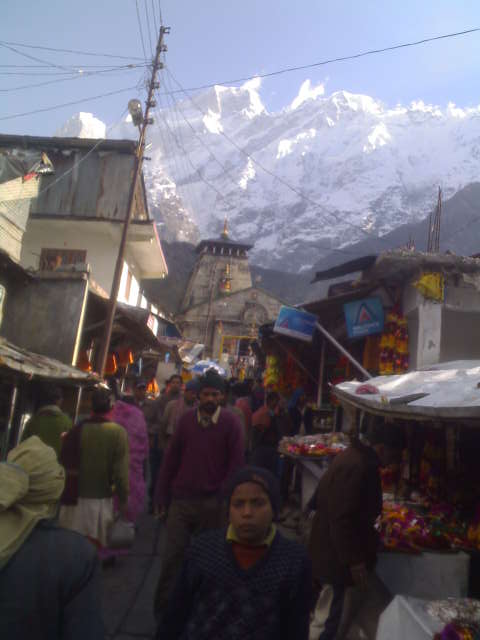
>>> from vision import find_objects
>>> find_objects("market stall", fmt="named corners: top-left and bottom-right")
top-left (0, 336), bottom-right (98, 458)
top-left (278, 432), bottom-right (349, 509)
top-left (333, 361), bottom-right (480, 602)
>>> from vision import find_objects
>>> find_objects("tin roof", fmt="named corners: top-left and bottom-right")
top-left (0, 134), bottom-right (136, 154)
top-left (0, 134), bottom-right (149, 222)
top-left (0, 337), bottom-right (98, 383)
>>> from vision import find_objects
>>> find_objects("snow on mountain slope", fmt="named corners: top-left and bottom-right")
top-left (56, 81), bottom-right (480, 271)
top-left (55, 112), bottom-right (106, 139)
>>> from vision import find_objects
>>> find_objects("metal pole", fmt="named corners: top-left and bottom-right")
top-left (2, 383), bottom-right (18, 459)
top-left (97, 26), bottom-right (169, 377)
top-left (272, 338), bottom-right (318, 385)
top-left (317, 337), bottom-right (326, 407)
top-left (315, 321), bottom-right (372, 380)
top-left (73, 386), bottom-right (83, 424)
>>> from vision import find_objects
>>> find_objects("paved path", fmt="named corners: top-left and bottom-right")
top-left (102, 514), bottom-right (165, 640)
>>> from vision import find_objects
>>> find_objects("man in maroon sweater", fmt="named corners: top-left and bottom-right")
top-left (154, 370), bottom-right (244, 618)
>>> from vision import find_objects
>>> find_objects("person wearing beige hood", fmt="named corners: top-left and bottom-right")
top-left (0, 436), bottom-right (104, 639)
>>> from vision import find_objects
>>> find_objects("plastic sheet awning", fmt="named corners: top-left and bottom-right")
top-left (334, 360), bottom-right (480, 421)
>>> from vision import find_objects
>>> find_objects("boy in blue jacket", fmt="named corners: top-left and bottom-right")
top-left (156, 466), bottom-right (312, 640)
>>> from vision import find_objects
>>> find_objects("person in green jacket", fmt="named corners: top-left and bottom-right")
top-left (22, 385), bottom-right (72, 458)
top-left (58, 386), bottom-right (129, 552)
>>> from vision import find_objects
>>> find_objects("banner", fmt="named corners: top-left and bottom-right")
top-left (273, 306), bottom-right (317, 342)
top-left (343, 297), bottom-right (384, 338)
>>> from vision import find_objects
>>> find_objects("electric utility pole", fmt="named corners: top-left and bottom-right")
top-left (97, 25), bottom-right (169, 377)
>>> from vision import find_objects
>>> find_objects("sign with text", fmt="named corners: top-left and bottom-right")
top-left (343, 297), bottom-right (384, 338)
top-left (273, 306), bottom-right (317, 342)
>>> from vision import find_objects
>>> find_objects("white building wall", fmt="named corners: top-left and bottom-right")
top-left (21, 223), bottom-right (117, 295)
top-left (21, 222), bottom-right (144, 301)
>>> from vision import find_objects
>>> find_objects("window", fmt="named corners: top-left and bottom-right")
top-left (39, 248), bottom-right (87, 271)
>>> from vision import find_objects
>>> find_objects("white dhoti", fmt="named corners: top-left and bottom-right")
top-left (59, 497), bottom-right (114, 547)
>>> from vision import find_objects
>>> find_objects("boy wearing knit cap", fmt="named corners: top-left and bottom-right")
top-left (156, 466), bottom-right (313, 640)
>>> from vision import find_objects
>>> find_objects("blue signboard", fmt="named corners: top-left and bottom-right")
top-left (343, 297), bottom-right (384, 338)
top-left (273, 306), bottom-right (317, 343)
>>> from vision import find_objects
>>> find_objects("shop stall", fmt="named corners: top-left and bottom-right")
top-left (0, 336), bottom-right (98, 458)
top-left (334, 360), bottom-right (480, 601)
top-left (278, 432), bottom-right (349, 509)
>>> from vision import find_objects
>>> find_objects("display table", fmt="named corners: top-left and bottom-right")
top-left (376, 550), bottom-right (470, 600)
top-left (282, 454), bottom-right (330, 510)
top-left (376, 596), bottom-right (443, 640)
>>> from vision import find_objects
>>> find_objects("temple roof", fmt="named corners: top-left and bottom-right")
top-left (195, 218), bottom-right (253, 254)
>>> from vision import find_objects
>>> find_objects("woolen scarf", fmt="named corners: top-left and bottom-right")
top-left (0, 436), bottom-right (65, 570)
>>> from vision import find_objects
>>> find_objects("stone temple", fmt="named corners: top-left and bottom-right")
top-left (177, 220), bottom-right (283, 364)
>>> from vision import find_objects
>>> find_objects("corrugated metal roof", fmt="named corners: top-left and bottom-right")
top-left (0, 337), bottom-right (98, 383)
top-left (0, 134), bottom-right (136, 154)
top-left (0, 137), bottom-right (149, 222)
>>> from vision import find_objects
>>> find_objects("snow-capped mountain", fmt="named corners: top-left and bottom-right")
top-left (55, 112), bottom-right (106, 139)
top-left (56, 80), bottom-right (480, 271)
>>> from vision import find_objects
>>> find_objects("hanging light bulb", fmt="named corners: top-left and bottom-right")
top-left (128, 99), bottom-right (144, 127)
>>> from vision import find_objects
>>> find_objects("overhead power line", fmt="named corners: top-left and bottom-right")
top-left (0, 40), bottom-right (145, 61)
top-left (0, 85), bottom-right (140, 121)
top-left (145, 1), bottom-right (155, 58)
top-left (0, 41), bottom-right (71, 72)
top-left (0, 63), bottom-right (145, 69)
top-left (160, 27), bottom-right (480, 95)
top-left (135, 0), bottom-right (149, 61)
top-left (0, 64), bottom-right (148, 93)
top-left (151, 0), bottom-right (159, 36)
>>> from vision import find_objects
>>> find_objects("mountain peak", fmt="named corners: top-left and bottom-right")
top-left (290, 79), bottom-right (325, 110)
top-left (56, 86), bottom-right (480, 272)
top-left (54, 112), bottom-right (106, 139)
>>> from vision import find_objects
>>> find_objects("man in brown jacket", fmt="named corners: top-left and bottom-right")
top-left (308, 436), bottom-right (382, 640)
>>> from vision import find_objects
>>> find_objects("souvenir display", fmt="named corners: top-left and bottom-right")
top-left (433, 620), bottom-right (480, 640)
top-left (378, 312), bottom-right (409, 375)
top-left (379, 502), bottom-right (474, 553)
top-left (427, 599), bottom-right (480, 625)
top-left (279, 432), bottom-right (349, 458)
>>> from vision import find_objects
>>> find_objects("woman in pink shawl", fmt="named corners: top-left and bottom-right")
top-left (111, 399), bottom-right (149, 524)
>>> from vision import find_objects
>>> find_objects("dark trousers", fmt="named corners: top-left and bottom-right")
top-left (149, 448), bottom-right (163, 506)
top-left (154, 496), bottom-right (223, 618)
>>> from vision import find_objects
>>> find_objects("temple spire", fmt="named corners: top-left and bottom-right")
top-left (221, 217), bottom-right (229, 239)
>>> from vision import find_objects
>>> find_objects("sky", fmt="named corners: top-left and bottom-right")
top-left (2, 0), bottom-right (480, 136)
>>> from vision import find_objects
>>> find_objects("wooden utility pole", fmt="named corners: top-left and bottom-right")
top-left (96, 25), bottom-right (169, 377)
top-left (427, 186), bottom-right (442, 253)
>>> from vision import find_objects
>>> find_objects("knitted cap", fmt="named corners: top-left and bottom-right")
top-left (198, 369), bottom-right (225, 393)
top-left (226, 466), bottom-right (280, 517)
top-left (185, 378), bottom-right (200, 392)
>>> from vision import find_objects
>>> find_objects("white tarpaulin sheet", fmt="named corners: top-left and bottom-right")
top-left (376, 596), bottom-right (443, 640)
top-left (334, 361), bottom-right (480, 420)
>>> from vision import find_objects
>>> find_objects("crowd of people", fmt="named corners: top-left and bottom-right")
top-left (0, 369), bottom-right (384, 640)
